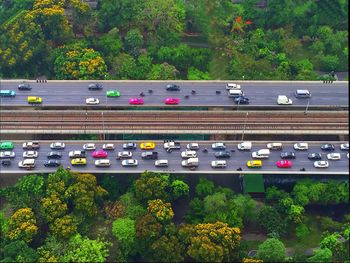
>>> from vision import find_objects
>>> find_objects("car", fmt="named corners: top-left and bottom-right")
top-left (295, 89), bottom-right (311, 98)
top-left (348, 153), bottom-right (349, 159)
top-left (1, 159), bottom-right (11, 166)
top-left (102, 143), bottom-right (115, 150)
top-left (106, 90), bottom-right (120, 97)
top-left (181, 150), bottom-right (197, 158)
top-left (0, 151), bottom-right (15, 158)
top-left (122, 159), bottom-right (138, 167)
top-left (23, 151), bottom-right (38, 158)
top-left (340, 143), bottom-right (349, 150)
top-left (129, 98), bottom-right (144, 105)
top-left (277, 95), bottom-right (292, 105)
top-left (234, 96), bottom-right (249, 104)
top-left (247, 160), bottom-right (263, 168)
top-left (23, 141), bottom-right (40, 149)
top-left (293, 143), bottom-right (308, 150)
top-left (187, 143), bottom-right (199, 150)
top-left (86, 98), bottom-right (100, 105)
top-left (140, 142), bottom-right (155, 150)
top-left (88, 83), bottom-right (103, 90)
top-left (314, 161), bottom-right (329, 168)
top-left (226, 83), bottom-right (241, 90)
top-left (308, 153), bottom-right (322, 160)
top-left (327, 153), bottom-right (341, 160)
top-left (276, 160), bottom-right (293, 168)
top-left (95, 159), bottom-right (111, 167)
top-left (123, 143), bottom-right (137, 150)
top-left (71, 158), bottom-right (87, 166)
top-left (92, 150), bottom-right (108, 158)
top-left (141, 151), bottom-right (158, 160)
top-left (44, 160), bottom-right (61, 167)
top-left (267, 143), bottom-right (283, 150)
top-left (214, 151), bottom-right (231, 158)
top-left (27, 96), bottom-right (42, 104)
top-left (0, 141), bottom-right (14, 150)
top-left (155, 159), bottom-right (169, 167)
top-left (69, 150), bottom-right (86, 158)
top-left (211, 160), bottom-right (227, 168)
top-left (47, 152), bottom-right (62, 159)
top-left (18, 159), bottom-right (36, 168)
top-left (280, 152), bottom-right (296, 159)
top-left (50, 142), bottom-right (65, 149)
top-left (83, 143), bottom-right (96, 150)
top-left (321, 144), bottom-right (335, 151)
top-left (212, 142), bottom-right (226, 150)
top-left (164, 97), bottom-right (180, 105)
top-left (166, 84), bottom-right (180, 91)
top-left (18, 83), bottom-right (31, 90)
top-left (117, 151), bottom-right (132, 159)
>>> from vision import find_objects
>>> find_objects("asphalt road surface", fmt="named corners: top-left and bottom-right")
top-left (1, 141), bottom-right (348, 174)
top-left (0, 81), bottom-right (348, 108)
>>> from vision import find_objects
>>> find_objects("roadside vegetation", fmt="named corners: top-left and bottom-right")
top-left (0, 0), bottom-right (348, 80)
top-left (0, 169), bottom-right (349, 262)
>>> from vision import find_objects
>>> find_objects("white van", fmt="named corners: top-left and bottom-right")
top-left (237, 141), bottom-right (252, 150)
top-left (155, 159), bottom-right (168, 167)
top-left (252, 149), bottom-right (270, 159)
top-left (211, 160), bottom-right (227, 168)
top-left (182, 158), bottom-right (199, 167)
top-left (228, 89), bottom-right (244, 98)
top-left (226, 83), bottom-right (241, 90)
top-left (18, 158), bottom-right (36, 168)
top-left (295, 89), bottom-right (311, 98)
top-left (277, 95), bottom-right (292, 105)
top-left (95, 159), bottom-right (111, 167)
top-left (267, 142), bottom-right (283, 150)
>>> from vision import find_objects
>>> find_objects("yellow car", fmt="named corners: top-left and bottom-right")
top-left (247, 160), bottom-right (263, 168)
top-left (140, 142), bottom-right (156, 150)
top-left (71, 158), bottom-right (87, 166)
top-left (28, 96), bottom-right (42, 104)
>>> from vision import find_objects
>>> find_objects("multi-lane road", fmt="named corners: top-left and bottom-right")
top-left (0, 80), bottom-right (348, 108)
top-left (1, 141), bottom-right (348, 175)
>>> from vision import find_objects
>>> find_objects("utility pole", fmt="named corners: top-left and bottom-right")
top-left (101, 111), bottom-right (105, 140)
top-left (304, 99), bottom-right (310, 114)
top-left (241, 112), bottom-right (249, 141)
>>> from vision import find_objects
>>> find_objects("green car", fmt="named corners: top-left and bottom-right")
top-left (0, 141), bottom-right (14, 150)
top-left (106, 90), bottom-right (121, 97)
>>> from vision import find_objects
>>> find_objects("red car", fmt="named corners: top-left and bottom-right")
top-left (92, 150), bottom-right (108, 158)
top-left (164, 97), bottom-right (179, 105)
top-left (129, 98), bottom-right (144, 105)
top-left (276, 160), bottom-right (293, 168)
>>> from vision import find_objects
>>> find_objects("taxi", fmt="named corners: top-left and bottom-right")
top-left (246, 160), bottom-right (262, 168)
top-left (71, 158), bottom-right (87, 166)
top-left (140, 142), bottom-right (156, 150)
top-left (27, 96), bottom-right (42, 104)
top-left (0, 141), bottom-right (14, 150)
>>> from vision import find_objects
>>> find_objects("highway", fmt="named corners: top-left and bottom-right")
top-left (1, 141), bottom-right (348, 175)
top-left (0, 81), bottom-right (348, 108)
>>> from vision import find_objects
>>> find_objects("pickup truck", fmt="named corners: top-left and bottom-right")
top-left (163, 141), bottom-right (181, 152)
top-left (141, 151), bottom-right (158, 160)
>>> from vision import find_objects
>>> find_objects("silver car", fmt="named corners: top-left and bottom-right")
top-left (122, 159), bottom-right (138, 167)
top-left (314, 161), bottom-right (329, 168)
top-left (23, 151), bottom-right (38, 158)
top-left (293, 143), bottom-right (308, 150)
top-left (50, 142), bottom-right (65, 149)
top-left (83, 143), bottom-right (96, 150)
top-left (117, 151), bottom-right (132, 159)
top-left (0, 151), bottom-right (16, 158)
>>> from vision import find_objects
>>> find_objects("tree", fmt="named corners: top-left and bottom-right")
top-left (49, 214), bottom-right (78, 239)
top-left (320, 232), bottom-right (345, 259)
top-left (148, 235), bottom-right (185, 262)
top-left (0, 211), bottom-right (9, 238)
top-left (113, 52), bottom-right (137, 79)
top-left (256, 238), bottom-right (286, 262)
top-left (124, 28), bottom-right (144, 56)
top-left (41, 192), bottom-right (68, 222)
top-left (307, 248), bottom-right (333, 262)
top-left (136, 213), bottom-right (163, 243)
top-left (295, 223), bottom-right (310, 241)
top-left (7, 208), bottom-right (38, 243)
top-left (2, 240), bottom-right (39, 262)
top-left (95, 28), bottom-right (123, 66)
top-left (195, 178), bottom-right (215, 198)
top-left (112, 218), bottom-right (136, 259)
top-left (134, 53), bottom-right (153, 79)
top-left (171, 180), bottom-right (189, 200)
top-left (266, 186), bottom-right (289, 201)
top-left (37, 236), bottom-right (65, 263)
top-left (147, 199), bottom-right (174, 223)
top-left (320, 55), bottom-right (340, 71)
top-left (257, 205), bottom-right (286, 236)
top-left (119, 192), bottom-right (146, 219)
top-left (187, 67), bottom-right (211, 80)
top-left (63, 234), bottom-right (110, 262)
top-left (147, 63), bottom-right (178, 80)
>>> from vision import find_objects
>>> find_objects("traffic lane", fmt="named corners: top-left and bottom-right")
top-left (2, 142), bottom-right (349, 172)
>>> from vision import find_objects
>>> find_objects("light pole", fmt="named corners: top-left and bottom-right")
top-left (101, 111), bottom-right (105, 140)
top-left (304, 99), bottom-right (310, 114)
top-left (241, 112), bottom-right (248, 141)
top-left (85, 111), bottom-right (87, 134)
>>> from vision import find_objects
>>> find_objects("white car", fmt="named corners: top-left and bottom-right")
top-left (23, 151), bottom-right (38, 158)
top-left (122, 159), bottom-right (138, 167)
top-left (314, 161), bottom-right (329, 168)
top-left (86, 98), bottom-right (100, 105)
top-left (340, 143), bottom-right (349, 150)
top-left (212, 142), bottom-right (226, 150)
top-left (155, 159), bottom-right (169, 167)
top-left (18, 159), bottom-right (36, 168)
top-left (267, 142), bottom-right (283, 150)
top-left (181, 150), bottom-right (197, 158)
top-left (50, 142), bottom-right (65, 149)
top-left (95, 159), bottom-right (111, 167)
top-left (0, 151), bottom-right (15, 158)
top-left (293, 143), bottom-right (308, 150)
top-left (226, 83), bottom-right (241, 90)
top-left (22, 141), bottom-right (40, 149)
top-left (277, 95), bottom-right (292, 105)
top-left (117, 151), bottom-right (132, 159)
top-left (211, 160), bottom-right (227, 168)
top-left (83, 143), bottom-right (96, 150)
top-left (102, 143), bottom-right (115, 150)
top-left (69, 150), bottom-right (86, 158)
top-left (327, 153), bottom-right (341, 160)
top-left (186, 143), bottom-right (199, 150)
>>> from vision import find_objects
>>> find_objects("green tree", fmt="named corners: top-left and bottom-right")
top-left (119, 192), bottom-right (147, 219)
top-left (148, 235), bottom-right (185, 262)
top-left (257, 205), bottom-right (286, 236)
top-left (37, 236), bottom-right (65, 262)
top-left (134, 53), bottom-right (153, 79)
top-left (295, 223), bottom-right (310, 241)
top-left (7, 208), bottom-right (38, 243)
top-left (320, 55), bottom-right (340, 71)
top-left (195, 178), bottom-right (215, 198)
top-left (187, 67), bottom-right (211, 80)
top-left (171, 180), bottom-right (189, 200)
top-left (125, 28), bottom-right (144, 56)
top-left (112, 52), bottom-right (137, 79)
top-left (256, 238), bottom-right (286, 262)
top-left (307, 248), bottom-right (333, 262)
top-left (136, 213), bottom-right (163, 242)
top-left (95, 27), bottom-right (123, 66)
top-left (1, 240), bottom-right (39, 262)
top-left (147, 63), bottom-right (178, 80)
top-left (320, 232), bottom-right (346, 260)
top-left (112, 218), bottom-right (136, 260)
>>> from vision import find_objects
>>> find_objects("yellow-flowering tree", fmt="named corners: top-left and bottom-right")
top-left (147, 199), bottom-right (174, 223)
top-left (49, 214), bottom-right (77, 239)
top-left (7, 208), bottom-right (38, 243)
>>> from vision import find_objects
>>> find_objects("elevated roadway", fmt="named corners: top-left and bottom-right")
top-left (0, 80), bottom-right (348, 109)
top-left (1, 140), bottom-right (348, 175)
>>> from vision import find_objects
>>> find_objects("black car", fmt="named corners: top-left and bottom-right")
top-left (280, 152), bottom-right (296, 159)
top-left (141, 151), bottom-right (158, 160)
top-left (88, 83), bottom-right (103, 90)
top-left (123, 143), bottom-right (137, 150)
top-left (234, 96), bottom-right (250, 104)
top-left (18, 83), bottom-right (31, 90)
top-left (308, 153), bottom-right (322, 160)
top-left (44, 160), bottom-right (61, 167)
top-left (47, 151), bottom-right (62, 159)
top-left (321, 144), bottom-right (335, 151)
top-left (214, 151), bottom-right (231, 158)
top-left (1, 159), bottom-right (11, 166)
top-left (166, 84), bottom-right (180, 91)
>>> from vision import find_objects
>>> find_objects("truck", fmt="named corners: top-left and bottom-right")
top-left (237, 141), bottom-right (252, 150)
top-left (181, 158), bottom-right (199, 167)
top-left (163, 141), bottom-right (181, 152)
